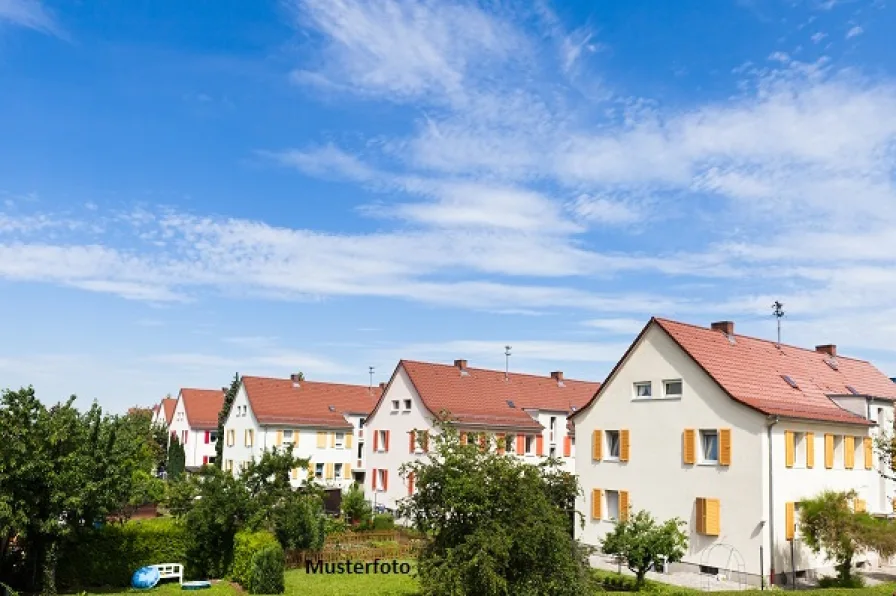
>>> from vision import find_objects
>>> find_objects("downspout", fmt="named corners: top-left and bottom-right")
top-left (767, 415), bottom-right (780, 587)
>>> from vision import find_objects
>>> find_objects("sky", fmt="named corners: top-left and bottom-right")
top-left (1, 0), bottom-right (896, 413)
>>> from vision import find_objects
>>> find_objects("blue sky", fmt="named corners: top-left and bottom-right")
top-left (2, 0), bottom-right (896, 413)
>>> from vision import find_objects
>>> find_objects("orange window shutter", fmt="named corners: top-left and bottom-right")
top-left (855, 498), bottom-right (866, 513)
top-left (620, 430), bottom-right (630, 462)
top-left (383, 469), bottom-right (389, 492)
top-left (373, 430), bottom-right (379, 451)
top-left (591, 489), bottom-right (602, 520)
top-left (806, 432), bottom-right (815, 468)
top-left (619, 491), bottom-right (630, 521)
top-left (385, 430), bottom-right (390, 452)
top-left (785, 502), bottom-right (795, 540)
top-left (497, 434), bottom-right (505, 455)
top-left (706, 499), bottom-right (721, 536)
top-left (695, 498), bottom-right (706, 534)
top-left (371, 468), bottom-right (377, 490)
top-left (480, 434), bottom-right (487, 451)
top-left (719, 429), bottom-right (731, 466)
top-left (423, 431), bottom-right (430, 452)
top-left (864, 437), bottom-right (873, 470)
top-left (845, 436), bottom-right (855, 469)
top-left (516, 435), bottom-right (525, 454)
top-left (563, 436), bottom-right (571, 457)
top-left (592, 430), bottom-right (602, 461)
top-left (536, 435), bottom-right (544, 456)
top-left (461, 432), bottom-right (468, 445)
top-left (683, 429), bottom-right (696, 464)
top-left (407, 472), bottom-right (414, 496)
top-left (825, 434), bottom-right (834, 469)
top-left (784, 431), bottom-right (795, 468)
top-left (409, 430), bottom-right (416, 453)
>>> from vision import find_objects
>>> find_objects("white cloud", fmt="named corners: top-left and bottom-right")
top-left (395, 338), bottom-right (630, 369)
top-left (846, 25), bottom-right (864, 39)
top-left (810, 32), bottom-right (827, 43)
top-left (580, 318), bottom-right (646, 335)
top-left (0, 0), bottom-right (61, 36)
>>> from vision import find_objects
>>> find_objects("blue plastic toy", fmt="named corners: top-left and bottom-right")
top-left (131, 566), bottom-right (161, 589)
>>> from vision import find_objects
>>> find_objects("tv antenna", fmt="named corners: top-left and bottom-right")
top-left (772, 301), bottom-right (785, 348)
top-left (504, 345), bottom-right (512, 380)
top-left (368, 366), bottom-right (374, 392)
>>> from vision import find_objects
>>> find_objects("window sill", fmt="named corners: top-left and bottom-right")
top-left (632, 396), bottom-right (682, 402)
top-left (697, 461), bottom-right (719, 467)
top-left (604, 457), bottom-right (620, 462)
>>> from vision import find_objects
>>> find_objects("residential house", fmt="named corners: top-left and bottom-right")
top-left (152, 396), bottom-right (177, 429)
top-left (167, 388), bottom-right (226, 469)
top-left (364, 359), bottom-right (600, 513)
top-left (221, 374), bottom-right (379, 490)
top-left (571, 318), bottom-right (896, 586)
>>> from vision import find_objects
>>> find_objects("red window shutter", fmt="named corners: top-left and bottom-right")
top-left (204, 431), bottom-right (210, 444)
top-left (536, 435), bottom-right (544, 456)
top-left (384, 470), bottom-right (389, 492)
top-left (385, 431), bottom-right (390, 452)
top-left (373, 430), bottom-right (379, 451)
top-left (202, 456), bottom-right (208, 465)
top-left (409, 430), bottom-right (416, 453)
top-left (563, 436), bottom-right (571, 457)
top-left (371, 468), bottom-right (378, 490)
top-left (408, 472), bottom-right (414, 496)
top-left (423, 431), bottom-right (430, 452)
top-left (516, 435), bottom-right (525, 453)
top-left (479, 434), bottom-right (487, 451)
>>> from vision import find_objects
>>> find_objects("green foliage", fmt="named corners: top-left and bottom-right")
top-left (398, 418), bottom-right (589, 596)
top-left (247, 544), bottom-right (285, 595)
top-left (166, 435), bottom-right (186, 481)
top-left (341, 482), bottom-right (372, 526)
top-left (370, 514), bottom-right (395, 531)
top-left (232, 530), bottom-right (279, 587)
top-left (270, 494), bottom-right (325, 551)
top-left (817, 574), bottom-right (866, 589)
top-left (600, 509), bottom-right (688, 587)
top-left (56, 517), bottom-right (189, 589)
top-left (798, 490), bottom-right (896, 583)
top-left (324, 517), bottom-right (349, 536)
top-left (214, 374), bottom-right (240, 468)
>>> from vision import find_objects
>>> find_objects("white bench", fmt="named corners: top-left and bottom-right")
top-left (152, 563), bottom-right (183, 584)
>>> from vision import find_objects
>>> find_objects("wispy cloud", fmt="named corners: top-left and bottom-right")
top-left (846, 25), bottom-right (864, 39)
top-left (0, 0), bottom-right (62, 36)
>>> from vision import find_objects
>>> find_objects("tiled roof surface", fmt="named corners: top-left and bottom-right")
top-left (655, 318), bottom-right (896, 425)
top-left (242, 376), bottom-right (379, 428)
top-left (400, 360), bottom-right (600, 429)
top-left (161, 397), bottom-right (177, 425)
top-left (180, 388), bottom-right (225, 429)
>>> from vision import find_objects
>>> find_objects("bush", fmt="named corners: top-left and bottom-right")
top-left (56, 517), bottom-right (189, 589)
top-left (271, 494), bottom-right (325, 551)
top-left (232, 530), bottom-right (279, 588)
top-left (818, 574), bottom-right (866, 588)
top-left (247, 544), bottom-right (285, 595)
top-left (341, 483), bottom-right (372, 525)
top-left (371, 513), bottom-right (395, 530)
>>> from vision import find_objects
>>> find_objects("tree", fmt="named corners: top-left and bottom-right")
top-left (341, 483), bottom-right (372, 526)
top-left (600, 509), bottom-right (688, 588)
top-left (214, 374), bottom-right (240, 467)
top-left (799, 489), bottom-right (896, 585)
top-left (398, 419), bottom-right (589, 596)
top-left (167, 435), bottom-right (185, 480)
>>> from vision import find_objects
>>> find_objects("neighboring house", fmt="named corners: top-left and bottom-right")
top-left (572, 318), bottom-right (896, 586)
top-left (221, 374), bottom-right (379, 490)
top-left (167, 388), bottom-right (226, 469)
top-left (152, 397), bottom-right (177, 429)
top-left (364, 359), bottom-right (600, 513)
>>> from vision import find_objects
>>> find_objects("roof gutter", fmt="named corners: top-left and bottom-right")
top-left (767, 415), bottom-right (780, 587)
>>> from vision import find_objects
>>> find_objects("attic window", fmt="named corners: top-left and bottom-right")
top-left (825, 358), bottom-right (839, 371)
top-left (782, 375), bottom-right (799, 389)
top-left (506, 400), bottom-right (516, 409)
top-left (847, 386), bottom-right (860, 395)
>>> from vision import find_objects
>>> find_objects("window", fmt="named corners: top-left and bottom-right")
top-left (404, 399), bottom-right (412, 411)
top-left (377, 469), bottom-right (387, 492)
top-left (226, 459), bottom-right (233, 471)
top-left (549, 416), bottom-right (557, 441)
top-left (207, 456), bottom-right (216, 465)
top-left (245, 429), bottom-right (254, 447)
top-left (377, 430), bottom-right (388, 452)
top-left (283, 429), bottom-right (294, 444)
top-left (357, 442), bottom-right (363, 459)
top-left (335, 432), bottom-right (345, 449)
top-left (606, 431), bottom-right (621, 460)
top-left (359, 417), bottom-right (366, 428)
top-left (209, 431), bottom-right (218, 443)
top-left (315, 463), bottom-right (324, 479)
top-left (335, 463), bottom-right (344, 479)
top-left (505, 434), bottom-right (516, 454)
top-left (549, 446), bottom-right (556, 457)
top-left (391, 400), bottom-right (400, 411)
top-left (634, 382), bottom-right (652, 398)
top-left (606, 490), bottom-right (620, 520)
top-left (181, 430), bottom-right (188, 444)
top-left (525, 435), bottom-right (535, 455)
top-left (878, 408), bottom-right (884, 424)
top-left (833, 435), bottom-right (844, 468)
top-left (695, 498), bottom-right (721, 536)
top-left (664, 380), bottom-right (683, 398)
top-left (700, 430), bottom-right (719, 463)
top-left (793, 432), bottom-right (806, 467)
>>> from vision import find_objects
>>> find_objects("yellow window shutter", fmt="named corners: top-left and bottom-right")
top-left (845, 436), bottom-right (855, 469)
top-left (307, 461), bottom-right (314, 478)
top-left (317, 431), bottom-right (327, 448)
top-left (695, 498), bottom-right (706, 534)
top-left (330, 432), bottom-right (337, 448)
top-left (290, 467), bottom-right (297, 480)
top-left (276, 430), bottom-right (283, 446)
top-left (325, 463), bottom-right (334, 480)
top-left (719, 429), bottom-right (731, 466)
top-left (784, 431), bottom-right (795, 468)
top-left (855, 498), bottom-right (866, 513)
top-left (345, 462), bottom-right (352, 478)
top-left (825, 434), bottom-right (834, 469)
top-left (705, 499), bottom-right (721, 536)
top-left (806, 432), bottom-right (815, 468)
top-left (592, 430), bottom-right (602, 461)
top-left (892, 499), bottom-right (896, 513)
top-left (683, 429), bottom-right (696, 464)
top-left (591, 489), bottom-right (602, 520)
top-left (619, 491), bottom-right (630, 521)
top-left (785, 502), bottom-right (795, 540)
top-left (346, 433), bottom-right (353, 449)
top-left (864, 437), bottom-right (873, 470)
top-left (620, 430), bottom-right (630, 462)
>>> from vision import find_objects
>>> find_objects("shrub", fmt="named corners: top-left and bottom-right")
top-left (818, 574), bottom-right (866, 588)
top-left (247, 544), bottom-right (285, 595)
top-left (324, 516), bottom-right (349, 536)
top-left (371, 513), bottom-right (395, 530)
top-left (341, 483), bottom-right (372, 525)
top-left (56, 517), bottom-right (189, 589)
top-left (232, 530), bottom-right (279, 588)
top-left (270, 494), bottom-right (325, 551)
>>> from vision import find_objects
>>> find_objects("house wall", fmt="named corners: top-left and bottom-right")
top-left (574, 324), bottom-right (768, 582)
top-left (167, 396), bottom-right (213, 468)
top-left (529, 410), bottom-right (575, 473)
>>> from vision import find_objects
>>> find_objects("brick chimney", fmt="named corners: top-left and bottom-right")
top-left (290, 373), bottom-right (302, 385)
top-left (816, 344), bottom-right (837, 357)
top-left (454, 359), bottom-right (467, 370)
top-left (221, 386), bottom-right (227, 393)
top-left (551, 371), bottom-right (564, 381)
top-left (711, 321), bottom-right (735, 335)
top-left (379, 382), bottom-right (386, 390)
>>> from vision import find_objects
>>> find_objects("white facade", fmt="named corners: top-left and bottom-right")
top-left (573, 322), bottom-right (895, 586)
top-left (167, 396), bottom-right (218, 468)
top-left (221, 383), bottom-right (364, 491)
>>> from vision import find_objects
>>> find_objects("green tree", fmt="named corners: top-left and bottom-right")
top-left (341, 482), bottom-right (372, 526)
top-left (398, 419), bottom-right (589, 596)
top-left (799, 490), bottom-right (896, 585)
top-left (167, 435), bottom-right (186, 480)
top-left (600, 509), bottom-right (688, 588)
top-left (214, 374), bottom-right (240, 467)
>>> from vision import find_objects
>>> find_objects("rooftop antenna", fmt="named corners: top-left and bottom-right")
top-left (368, 366), bottom-right (374, 393)
top-left (504, 345), bottom-right (512, 381)
top-left (772, 301), bottom-right (785, 348)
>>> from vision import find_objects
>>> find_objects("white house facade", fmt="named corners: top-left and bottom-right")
top-left (572, 318), bottom-right (896, 587)
top-left (167, 388), bottom-right (225, 469)
top-left (152, 397), bottom-right (176, 430)
top-left (221, 374), bottom-right (378, 491)
top-left (364, 359), bottom-right (599, 514)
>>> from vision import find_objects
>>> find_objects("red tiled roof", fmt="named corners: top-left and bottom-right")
top-left (242, 376), bottom-right (379, 428)
top-left (380, 360), bottom-right (600, 430)
top-left (180, 389), bottom-right (225, 430)
top-left (160, 398), bottom-right (177, 425)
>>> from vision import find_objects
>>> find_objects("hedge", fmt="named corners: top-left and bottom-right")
top-left (247, 544), bottom-right (285, 594)
top-left (57, 517), bottom-right (189, 589)
top-left (232, 530), bottom-right (280, 588)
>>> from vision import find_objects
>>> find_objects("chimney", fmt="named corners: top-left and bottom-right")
top-left (379, 382), bottom-right (386, 390)
top-left (454, 359), bottom-right (467, 370)
top-left (221, 387), bottom-right (227, 393)
top-left (711, 321), bottom-right (735, 335)
top-left (816, 344), bottom-right (837, 357)
top-left (551, 371), bottom-right (564, 381)
top-left (290, 373), bottom-right (302, 387)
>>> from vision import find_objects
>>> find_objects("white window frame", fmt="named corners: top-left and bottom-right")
top-left (606, 430), bottom-right (621, 460)
top-left (663, 379), bottom-right (683, 398)
top-left (378, 430), bottom-right (387, 452)
top-left (524, 435), bottom-right (535, 456)
top-left (833, 435), bottom-right (844, 468)
top-left (793, 432), bottom-right (806, 468)
top-left (700, 430), bottom-right (719, 464)
top-left (315, 463), bottom-right (324, 479)
top-left (377, 469), bottom-right (386, 492)
top-left (335, 432), bottom-right (345, 449)
top-left (391, 400), bottom-right (400, 412)
top-left (283, 429), bottom-right (294, 444)
top-left (403, 399), bottom-right (412, 411)
top-left (335, 463), bottom-right (344, 479)
top-left (605, 490), bottom-right (620, 521)
top-left (633, 382), bottom-right (652, 399)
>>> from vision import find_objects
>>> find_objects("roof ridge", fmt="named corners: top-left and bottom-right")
top-left (400, 359), bottom-right (598, 384)
top-left (242, 375), bottom-right (372, 389)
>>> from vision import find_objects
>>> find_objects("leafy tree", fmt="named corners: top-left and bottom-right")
top-left (341, 482), bottom-right (372, 526)
top-left (167, 435), bottom-right (186, 480)
top-left (214, 374), bottom-right (240, 467)
top-left (398, 419), bottom-right (589, 596)
top-left (600, 509), bottom-right (688, 588)
top-left (799, 489), bottom-right (896, 584)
